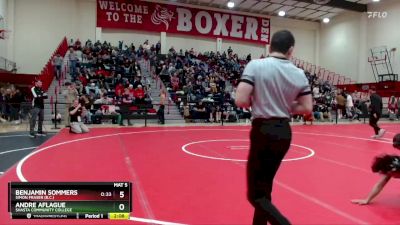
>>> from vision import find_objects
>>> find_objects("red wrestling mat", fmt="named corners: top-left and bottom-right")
top-left (1, 124), bottom-right (400, 224)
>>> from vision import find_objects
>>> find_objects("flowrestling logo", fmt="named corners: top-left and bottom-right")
top-left (151, 5), bottom-right (175, 30)
top-left (367, 11), bottom-right (388, 19)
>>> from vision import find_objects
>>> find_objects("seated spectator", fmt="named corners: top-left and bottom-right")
top-left (69, 99), bottom-right (89, 134)
top-left (321, 104), bottom-right (332, 122)
top-left (313, 104), bottom-right (323, 121)
top-left (94, 93), bottom-right (113, 105)
top-left (81, 106), bottom-right (92, 124)
top-left (114, 89), bottom-right (123, 104)
top-left (86, 83), bottom-right (100, 96)
top-left (171, 73), bottom-right (180, 91)
top-left (122, 88), bottom-right (134, 105)
top-left (134, 85), bottom-right (146, 105)
top-left (193, 101), bottom-right (207, 121)
top-left (221, 103), bottom-right (234, 122)
top-left (115, 82), bottom-right (125, 95)
top-left (132, 76), bottom-right (143, 89)
top-left (209, 105), bottom-right (222, 123)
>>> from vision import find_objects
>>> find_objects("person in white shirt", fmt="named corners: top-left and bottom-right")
top-left (346, 93), bottom-right (354, 119)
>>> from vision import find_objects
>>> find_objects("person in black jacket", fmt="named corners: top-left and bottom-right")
top-left (369, 88), bottom-right (385, 139)
top-left (29, 80), bottom-right (48, 138)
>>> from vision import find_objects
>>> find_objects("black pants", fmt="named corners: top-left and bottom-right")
top-left (247, 118), bottom-right (292, 225)
top-left (157, 105), bottom-right (165, 124)
top-left (369, 113), bottom-right (381, 135)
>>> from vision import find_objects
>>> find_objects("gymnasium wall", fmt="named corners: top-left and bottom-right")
top-left (367, 0), bottom-right (400, 83)
top-left (320, 0), bottom-right (400, 83)
top-left (319, 11), bottom-right (367, 83)
top-left (7, 0), bottom-right (319, 74)
top-left (0, 0), bottom-right (7, 58)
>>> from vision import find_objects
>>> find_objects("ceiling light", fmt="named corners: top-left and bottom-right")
top-left (322, 18), bottom-right (330, 23)
top-left (372, 0), bottom-right (380, 2)
top-left (227, 1), bottom-right (235, 8)
top-left (278, 11), bottom-right (286, 17)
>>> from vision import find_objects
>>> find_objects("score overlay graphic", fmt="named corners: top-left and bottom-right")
top-left (8, 182), bottom-right (132, 220)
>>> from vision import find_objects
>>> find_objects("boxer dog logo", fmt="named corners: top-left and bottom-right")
top-left (151, 5), bottom-right (175, 30)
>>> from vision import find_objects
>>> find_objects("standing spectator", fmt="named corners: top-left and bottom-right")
top-left (68, 48), bottom-right (79, 81)
top-left (235, 30), bottom-right (312, 225)
top-left (158, 88), bottom-right (167, 124)
top-left (346, 92), bottom-right (354, 119)
top-left (336, 92), bottom-right (346, 119)
top-left (369, 88), bottom-right (385, 139)
top-left (69, 99), bottom-right (89, 134)
top-left (64, 82), bottom-right (79, 126)
top-left (388, 95), bottom-right (397, 120)
top-left (53, 53), bottom-right (63, 80)
top-left (30, 80), bottom-right (48, 138)
top-left (156, 41), bottom-right (161, 54)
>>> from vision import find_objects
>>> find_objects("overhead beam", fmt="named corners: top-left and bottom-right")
top-left (294, 0), bottom-right (367, 12)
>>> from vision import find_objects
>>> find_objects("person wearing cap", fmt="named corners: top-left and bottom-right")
top-left (30, 80), bottom-right (48, 138)
top-left (351, 133), bottom-right (400, 205)
top-left (236, 30), bottom-right (312, 225)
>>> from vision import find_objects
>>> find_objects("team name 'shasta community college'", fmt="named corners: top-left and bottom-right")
top-left (97, 0), bottom-right (270, 45)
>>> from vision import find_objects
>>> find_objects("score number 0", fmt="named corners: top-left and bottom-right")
top-left (119, 191), bottom-right (125, 211)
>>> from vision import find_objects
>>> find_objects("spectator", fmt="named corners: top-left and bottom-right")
top-left (68, 48), bottom-right (79, 81)
top-left (346, 92), bottom-right (354, 119)
top-left (94, 93), bottom-right (113, 105)
top-left (69, 99), bottom-right (89, 134)
top-left (388, 95), bottom-right (397, 120)
top-left (134, 85), bottom-right (146, 104)
top-left (171, 73), bottom-right (180, 91)
top-left (336, 92), bottom-right (346, 119)
top-left (85, 83), bottom-right (100, 97)
top-left (52, 53), bottom-right (63, 80)
top-left (30, 80), bottom-right (48, 138)
top-left (64, 82), bottom-right (79, 126)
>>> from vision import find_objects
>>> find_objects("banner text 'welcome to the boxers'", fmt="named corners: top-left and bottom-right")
top-left (97, 0), bottom-right (270, 45)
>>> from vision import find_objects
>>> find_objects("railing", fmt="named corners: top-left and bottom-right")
top-left (2, 100), bottom-right (387, 129)
top-left (0, 37), bottom-right (69, 93)
top-left (0, 56), bottom-right (17, 72)
top-left (291, 57), bottom-right (356, 86)
top-left (38, 37), bottom-right (69, 91)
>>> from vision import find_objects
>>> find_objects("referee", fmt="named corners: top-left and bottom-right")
top-left (236, 30), bottom-right (312, 225)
